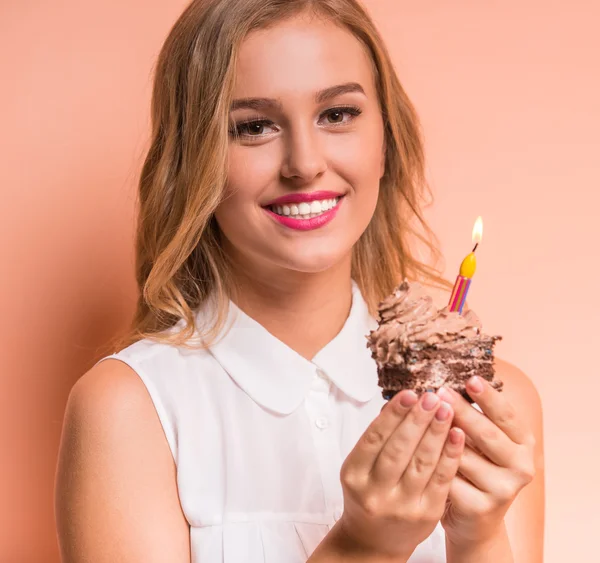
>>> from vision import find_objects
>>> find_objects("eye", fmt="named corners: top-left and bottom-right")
top-left (322, 106), bottom-right (362, 125)
top-left (229, 105), bottom-right (363, 141)
top-left (230, 118), bottom-right (278, 138)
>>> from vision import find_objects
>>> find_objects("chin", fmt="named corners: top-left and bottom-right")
top-left (271, 240), bottom-right (353, 274)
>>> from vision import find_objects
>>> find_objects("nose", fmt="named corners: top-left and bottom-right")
top-left (280, 123), bottom-right (327, 182)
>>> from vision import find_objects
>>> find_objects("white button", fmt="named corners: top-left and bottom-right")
top-left (315, 416), bottom-right (329, 430)
top-left (333, 508), bottom-right (342, 521)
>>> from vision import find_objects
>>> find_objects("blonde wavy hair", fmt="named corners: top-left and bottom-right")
top-left (110, 0), bottom-right (452, 353)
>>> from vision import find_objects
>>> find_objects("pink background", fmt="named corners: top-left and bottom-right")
top-left (2, 1), bottom-right (598, 560)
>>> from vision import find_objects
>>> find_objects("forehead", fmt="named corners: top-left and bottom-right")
top-left (233, 15), bottom-right (376, 100)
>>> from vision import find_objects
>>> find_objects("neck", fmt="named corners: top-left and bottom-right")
top-left (227, 251), bottom-right (354, 361)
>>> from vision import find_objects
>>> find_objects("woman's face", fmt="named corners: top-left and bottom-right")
top-left (215, 14), bottom-right (386, 276)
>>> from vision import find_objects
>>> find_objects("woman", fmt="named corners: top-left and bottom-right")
top-left (55, 0), bottom-right (544, 561)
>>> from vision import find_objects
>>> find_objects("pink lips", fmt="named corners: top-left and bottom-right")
top-left (262, 191), bottom-right (344, 232)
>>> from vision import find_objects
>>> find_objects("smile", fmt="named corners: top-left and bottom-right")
top-left (262, 196), bottom-right (344, 231)
top-left (267, 197), bottom-right (340, 218)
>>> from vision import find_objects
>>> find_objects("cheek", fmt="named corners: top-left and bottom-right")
top-left (216, 146), bottom-right (281, 254)
top-left (220, 147), bottom-right (275, 219)
top-left (329, 128), bottom-right (383, 201)
top-left (226, 143), bottom-right (279, 190)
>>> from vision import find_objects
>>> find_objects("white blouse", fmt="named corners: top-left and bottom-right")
top-left (96, 282), bottom-right (446, 562)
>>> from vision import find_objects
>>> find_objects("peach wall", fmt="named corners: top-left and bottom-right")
top-left (1, 1), bottom-right (597, 561)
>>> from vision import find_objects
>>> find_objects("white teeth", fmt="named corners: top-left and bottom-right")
top-left (270, 197), bottom-right (340, 218)
top-left (298, 202), bottom-right (311, 215)
top-left (309, 200), bottom-right (322, 213)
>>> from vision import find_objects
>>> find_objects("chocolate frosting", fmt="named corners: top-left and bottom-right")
top-left (367, 279), bottom-right (485, 367)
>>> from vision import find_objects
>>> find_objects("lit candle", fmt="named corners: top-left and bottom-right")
top-left (449, 216), bottom-right (483, 314)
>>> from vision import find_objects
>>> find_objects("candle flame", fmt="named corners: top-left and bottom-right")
top-left (472, 216), bottom-right (483, 245)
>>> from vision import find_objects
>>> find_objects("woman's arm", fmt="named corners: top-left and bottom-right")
top-left (445, 359), bottom-right (545, 563)
top-left (499, 359), bottom-right (545, 562)
top-left (54, 360), bottom-right (191, 563)
top-left (308, 519), bottom-right (409, 563)
top-left (446, 522), bottom-right (512, 562)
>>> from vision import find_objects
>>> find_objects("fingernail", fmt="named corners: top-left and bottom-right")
top-left (400, 391), bottom-right (418, 407)
top-left (467, 376), bottom-right (484, 394)
top-left (449, 427), bottom-right (464, 445)
top-left (422, 392), bottom-right (439, 411)
top-left (436, 386), bottom-right (455, 404)
top-left (435, 402), bottom-right (451, 421)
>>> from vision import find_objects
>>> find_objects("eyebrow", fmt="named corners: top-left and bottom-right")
top-left (229, 81), bottom-right (366, 112)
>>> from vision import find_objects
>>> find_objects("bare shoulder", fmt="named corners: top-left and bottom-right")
top-left (495, 358), bottom-right (545, 563)
top-left (495, 358), bottom-right (543, 417)
top-left (55, 358), bottom-right (190, 563)
top-left (67, 358), bottom-right (156, 422)
top-left (494, 357), bottom-right (544, 453)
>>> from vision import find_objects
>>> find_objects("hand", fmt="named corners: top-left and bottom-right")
top-left (437, 376), bottom-right (536, 547)
top-left (337, 390), bottom-right (465, 561)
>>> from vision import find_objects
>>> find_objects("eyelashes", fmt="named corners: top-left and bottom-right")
top-left (228, 105), bottom-right (363, 140)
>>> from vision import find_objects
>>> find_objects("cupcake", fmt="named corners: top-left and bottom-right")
top-left (366, 279), bottom-right (503, 403)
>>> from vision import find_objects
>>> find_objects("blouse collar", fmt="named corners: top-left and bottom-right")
top-left (204, 281), bottom-right (380, 415)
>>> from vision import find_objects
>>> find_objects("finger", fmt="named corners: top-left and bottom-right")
top-left (464, 433), bottom-right (486, 457)
top-left (436, 386), bottom-right (515, 466)
top-left (370, 392), bottom-right (442, 487)
top-left (422, 427), bottom-right (465, 510)
top-left (400, 402), bottom-right (454, 498)
top-left (347, 390), bottom-right (419, 476)
top-left (457, 445), bottom-right (504, 494)
top-left (447, 472), bottom-right (487, 515)
top-left (464, 376), bottom-right (529, 445)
